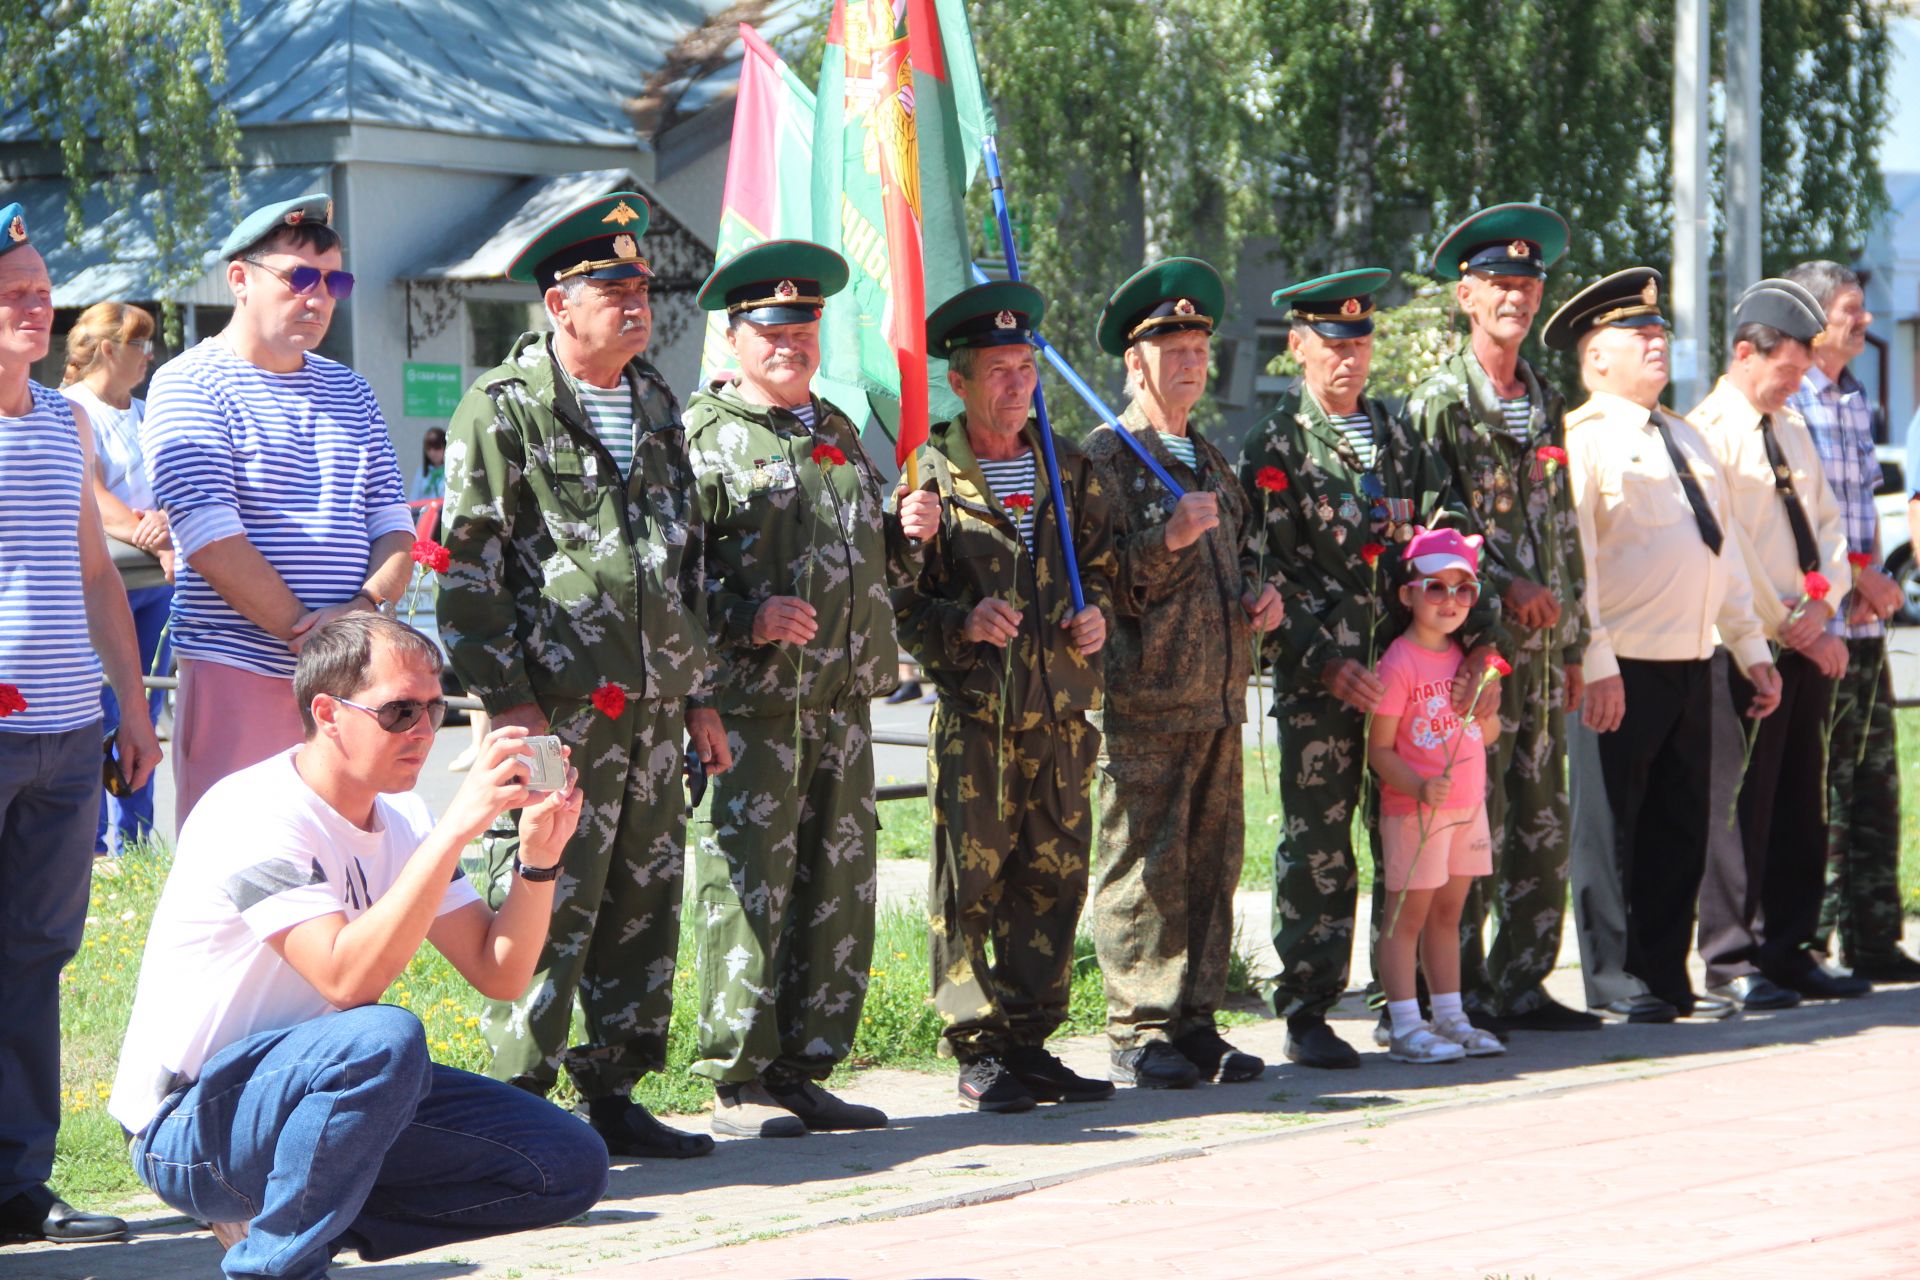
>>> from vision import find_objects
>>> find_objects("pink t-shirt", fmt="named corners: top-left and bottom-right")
top-left (1374, 633), bottom-right (1488, 817)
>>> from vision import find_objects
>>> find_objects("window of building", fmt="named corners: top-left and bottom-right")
top-left (469, 300), bottom-right (542, 371)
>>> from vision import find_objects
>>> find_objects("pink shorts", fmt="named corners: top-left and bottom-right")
top-left (173, 658), bottom-right (306, 832)
top-left (1379, 803), bottom-right (1492, 892)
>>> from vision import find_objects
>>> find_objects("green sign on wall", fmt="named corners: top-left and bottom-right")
top-left (402, 362), bottom-right (463, 418)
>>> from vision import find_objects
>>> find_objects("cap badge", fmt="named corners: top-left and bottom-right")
top-left (1174, 297), bottom-right (1197, 316)
top-left (602, 201), bottom-right (643, 227)
top-left (1339, 296), bottom-right (1362, 317)
top-left (612, 234), bottom-right (638, 261)
top-left (6, 216), bottom-right (24, 244)
top-left (1641, 279), bottom-right (1659, 307)
top-left (285, 209), bottom-right (304, 226)
top-left (994, 309), bottom-right (1017, 330)
top-left (774, 279), bottom-right (799, 301)
top-left (323, 199), bottom-right (335, 223)
top-left (1509, 240), bottom-right (1531, 259)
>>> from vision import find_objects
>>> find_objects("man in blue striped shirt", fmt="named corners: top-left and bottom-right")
top-left (143, 195), bottom-right (416, 831)
top-left (0, 204), bottom-right (159, 1244)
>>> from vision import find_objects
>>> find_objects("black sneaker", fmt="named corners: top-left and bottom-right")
top-left (1006, 1045), bottom-right (1115, 1102)
top-left (587, 1095), bottom-right (715, 1158)
top-left (957, 1056), bottom-right (1037, 1113)
top-left (1173, 1027), bottom-right (1265, 1083)
top-left (1285, 1015), bottom-right (1361, 1070)
top-left (1110, 1039), bottom-right (1201, 1089)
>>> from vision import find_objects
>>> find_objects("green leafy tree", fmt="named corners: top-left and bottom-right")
top-left (1, 0), bottom-right (242, 331)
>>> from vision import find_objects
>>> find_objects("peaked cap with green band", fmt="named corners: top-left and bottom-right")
top-left (508, 191), bottom-right (653, 291)
top-left (1095, 257), bottom-right (1225, 356)
top-left (926, 281), bottom-right (1047, 358)
top-left (219, 192), bottom-right (335, 260)
top-left (1272, 267), bottom-right (1393, 339)
top-left (697, 239), bottom-right (849, 325)
top-left (1429, 201), bottom-right (1569, 281)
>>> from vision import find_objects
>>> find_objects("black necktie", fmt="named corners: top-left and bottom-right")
top-left (1651, 412), bottom-right (1724, 556)
top-left (1757, 414), bottom-right (1820, 574)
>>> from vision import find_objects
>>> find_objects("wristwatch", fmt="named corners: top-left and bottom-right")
top-left (349, 586), bottom-right (386, 612)
top-left (513, 856), bottom-right (561, 883)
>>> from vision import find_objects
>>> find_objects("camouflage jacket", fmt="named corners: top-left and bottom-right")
top-left (684, 382), bottom-right (917, 719)
top-left (1085, 400), bottom-right (1256, 734)
top-left (1405, 350), bottom-right (1587, 667)
top-left (439, 332), bottom-right (712, 714)
top-left (893, 413), bottom-right (1118, 730)
top-left (1237, 382), bottom-right (1509, 700)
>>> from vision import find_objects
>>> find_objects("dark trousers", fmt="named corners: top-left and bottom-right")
top-left (1698, 649), bottom-right (1833, 987)
top-left (1572, 659), bottom-right (1712, 1010)
top-left (1820, 636), bottom-right (1905, 964)
top-left (0, 725), bottom-right (100, 1202)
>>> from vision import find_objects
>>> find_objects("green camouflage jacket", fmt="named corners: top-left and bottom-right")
top-left (439, 332), bottom-right (712, 714)
top-left (1085, 400), bottom-right (1257, 735)
top-left (893, 413), bottom-right (1119, 730)
top-left (1236, 381), bottom-right (1509, 701)
top-left (684, 382), bottom-right (916, 719)
top-left (1404, 350), bottom-right (1586, 667)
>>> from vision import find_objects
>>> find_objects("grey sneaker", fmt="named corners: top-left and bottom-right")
top-left (712, 1081), bottom-right (807, 1138)
top-left (1387, 1022), bottom-right (1466, 1065)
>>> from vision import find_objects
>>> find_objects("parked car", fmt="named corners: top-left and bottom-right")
top-left (1874, 446), bottom-right (1918, 624)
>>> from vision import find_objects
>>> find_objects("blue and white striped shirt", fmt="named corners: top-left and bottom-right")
top-left (0, 382), bottom-right (103, 733)
top-left (1790, 365), bottom-right (1882, 639)
top-left (143, 341), bottom-right (413, 677)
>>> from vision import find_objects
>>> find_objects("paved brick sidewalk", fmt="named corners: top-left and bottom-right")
top-left (613, 1024), bottom-right (1920, 1280)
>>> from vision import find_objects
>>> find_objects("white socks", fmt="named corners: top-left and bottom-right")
top-left (1431, 992), bottom-right (1465, 1026)
top-left (1388, 998), bottom-right (1423, 1036)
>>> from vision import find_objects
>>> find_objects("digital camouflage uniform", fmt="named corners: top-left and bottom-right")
top-left (894, 414), bottom-right (1118, 1059)
top-left (439, 331), bottom-right (713, 1099)
top-left (1085, 401), bottom-right (1256, 1050)
top-left (1406, 350), bottom-right (1585, 1017)
top-left (1235, 381), bottom-right (1505, 1020)
top-left (683, 384), bottom-right (918, 1085)
top-left (1820, 642), bottom-right (1905, 966)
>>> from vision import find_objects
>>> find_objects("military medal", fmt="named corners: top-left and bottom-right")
top-left (1495, 493), bottom-right (1514, 514)
top-left (1316, 496), bottom-right (1335, 524)
top-left (1493, 466), bottom-right (1511, 492)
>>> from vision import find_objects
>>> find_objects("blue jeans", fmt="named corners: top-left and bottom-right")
top-left (132, 1005), bottom-right (608, 1279)
top-left (98, 583), bottom-right (172, 854)
top-left (0, 724), bottom-right (99, 1203)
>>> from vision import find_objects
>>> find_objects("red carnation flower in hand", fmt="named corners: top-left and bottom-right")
top-left (1848, 551), bottom-right (1873, 569)
top-left (1537, 445), bottom-right (1568, 469)
top-left (811, 442), bottom-right (847, 468)
top-left (591, 683), bottom-right (627, 719)
top-left (410, 539), bottom-right (451, 574)
top-left (1804, 571), bottom-right (1832, 602)
top-left (1360, 542), bottom-right (1387, 568)
top-left (1004, 493), bottom-right (1034, 513)
top-left (1488, 655), bottom-right (1514, 678)
top-left (0, 684), bottom-right (25, 717)
top-left (1254, 466), bottom-right (1289, 493)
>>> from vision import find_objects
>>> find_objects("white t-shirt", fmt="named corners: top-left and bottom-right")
top-left (109, 749), bottom-right (481, 1134)
top-left (61, 382), bottom-right (153, 509)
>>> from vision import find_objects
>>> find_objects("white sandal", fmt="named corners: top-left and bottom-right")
top-left (1433, 1016), bottom-right (1507, 1057)
top-left (1388, 1021), bottom-right (1466, 1064)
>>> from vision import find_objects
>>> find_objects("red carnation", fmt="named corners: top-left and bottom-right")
top-left (0, 684), bottom-right (25, 718)
top-left (591, 683), bottom-right (627, 720)
top-left (410, 539), bottom-right (451, 575)
top-left (1537, 445), bottom-right (1568, 469)
top-left (1254, 466), bottom-right (1289, 493)
top-left (1804, 571), bottom-right (1832, 602)
top-left (1488, 655), bottom-right (1514, 678)
top-left (1004, 493), bottom-right (1034, 513)
top-left (1848, 551), bottom-right (1873, 569)
top-left (811, 442), bottom-right (847, 468)
top-left (1360, 542), bottom-right (1387, 568)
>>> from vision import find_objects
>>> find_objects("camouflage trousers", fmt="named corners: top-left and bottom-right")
top-left (1460, 640), bottom-right (1570, 1017)
top-left (479, 695), bottom-right (687, 1100)
top-left (690, 704), bottom-right (877, 1085)
top-left (1270, 695), bottom-right (1368, 1020)
top-left (1819, 637), bottom-right (1905, 966)
top-left (927, 701), bottom-right (1099, 1059)
top-left (1089, 724), bottom-right (1245, 1049)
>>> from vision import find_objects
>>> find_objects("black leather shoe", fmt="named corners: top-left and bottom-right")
top-left (1671, 991), bottom-right (1736, 1020)
top-left (587, 1095), bottom-right (715, 1159)
top-left (1006, 1045), bottom-right (1115, 1102)
top-left (1499, 998), bottom-right (1603, 1032)
top-left (0, 1185), bottom-right (128, 1244)
top-left (1111, 1039), bottom-right (1202, 1089)
top-left (1173, 1027), bottom-right (1265, 1083)
top-left (957, 1055), bottom-right (1037, 1112)
top-left (1780, 966), bottom-right (1872, 1000)
top-left (1709, 974), bottom-right (1802, 1010)
top-left (1596, 994), bottom-right (1679, 1023)
top-left (1283, 1015), bottom-right (1361, 1070)
top-left (1850, 952), bottom-right (1920, 983)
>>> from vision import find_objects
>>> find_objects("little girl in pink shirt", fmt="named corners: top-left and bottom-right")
top-left (1368, 528), bottom-right (1506, 1065)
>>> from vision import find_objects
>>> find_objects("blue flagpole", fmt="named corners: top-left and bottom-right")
top-left (980, 136), bottom-right (1084, 613)
top-left (968, 262), bottom-right (1187, 499)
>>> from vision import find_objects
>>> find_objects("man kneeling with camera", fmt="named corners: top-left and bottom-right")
top-left (110, 613), bottom-right (606, 1277)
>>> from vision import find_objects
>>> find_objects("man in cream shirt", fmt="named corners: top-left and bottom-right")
top-left (1553, 269), bottom-right (1778, 1024)
top-left (1688, 278), bottom-right (1867, 1008)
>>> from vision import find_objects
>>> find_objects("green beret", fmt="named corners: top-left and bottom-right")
top-left (0, 202), bottom-right (29, 260)
top-left (508, 192), bottom-right (653, 291)
top-left (219, 193), bottom-right (335, 260)
top-left (1732, 278), bottom-right (1827, 344)
top-left (926, 281), bottom-right (1047, 358)
top-left (1430, 202), bottom-right (1569, 281)
top-left (1271, 267), bottom-right (1393, 338)
top-left (1095, 257), bottom-right (1225, 356)
top-left (1542, 267), bottom-right (1666, 351)
top-left (697, 240), bottom-right (849, 324)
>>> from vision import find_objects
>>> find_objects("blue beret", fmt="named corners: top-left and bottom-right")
top-left (0, 202), bottom-right (30, 259)
top-left (219, 193), bottom-right (335, 260)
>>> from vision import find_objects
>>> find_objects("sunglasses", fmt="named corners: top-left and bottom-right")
top-left (246, 258), bottom-right (356, 300)
top-left (329, 695), bottom-right (447, 733)
top-left (1416, 577), bottom-right (1481, 607)
top-left (123, 337), bottom-right (153, 355)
